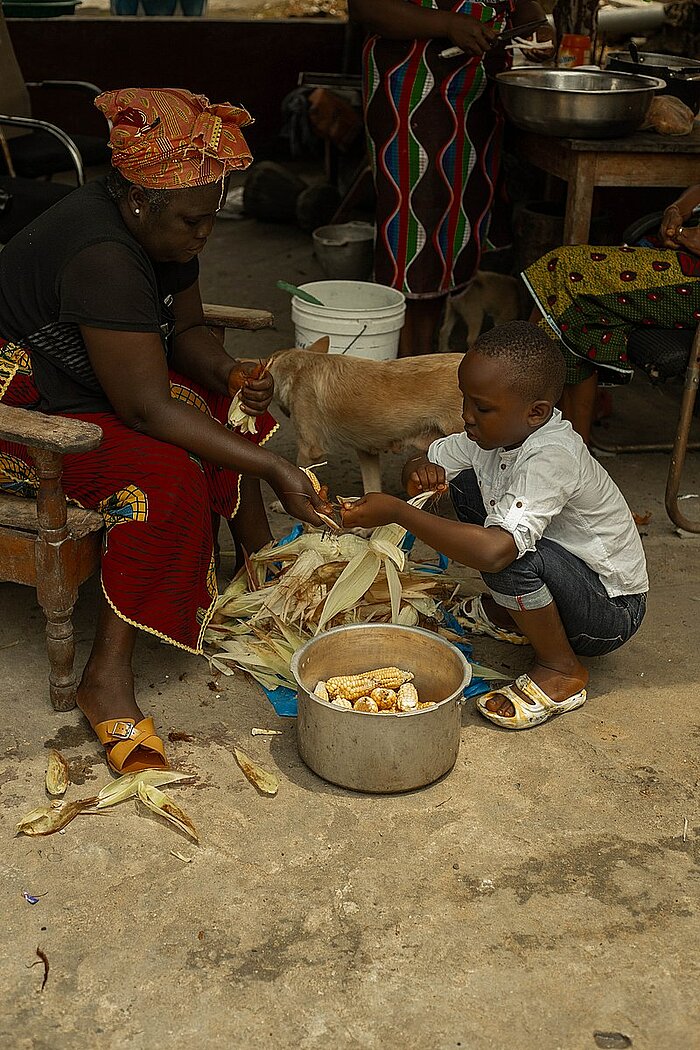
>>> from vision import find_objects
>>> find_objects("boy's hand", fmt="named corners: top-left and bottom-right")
top-left (340, 493), bottom-right (403, 530)
top-left (404, 457), bottom-right (448, 499)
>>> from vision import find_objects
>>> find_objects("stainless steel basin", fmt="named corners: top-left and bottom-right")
top-left (496, 68), bottom-right (666, 139)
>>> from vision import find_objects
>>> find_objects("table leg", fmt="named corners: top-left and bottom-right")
top-left (563, 154), bottom-right (596, 244)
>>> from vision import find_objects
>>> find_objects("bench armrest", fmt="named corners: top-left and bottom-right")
top-left (203, 304), bottom-right (274, 331)
top-left (0, 404), bottom-right (102, 455)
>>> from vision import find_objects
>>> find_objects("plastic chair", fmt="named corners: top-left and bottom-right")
top-left (0, 9), bottom-right (108, 184)
top-left (590, 212), bottom-right (700, 532)
top-left (0, 302), bottom-right (274, 712)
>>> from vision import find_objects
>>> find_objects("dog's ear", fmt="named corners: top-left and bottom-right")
top-left (304, 336), bottom-right (330, 355)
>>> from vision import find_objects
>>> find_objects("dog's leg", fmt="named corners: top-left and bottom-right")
top-left (356, 450), bottom-right (382, 494)
top-left (459, 293), bottom-right (485, 347)
top-left (438, 298), bottom-right (456, 353)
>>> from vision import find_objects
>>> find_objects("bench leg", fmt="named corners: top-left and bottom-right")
top-left (40, 596), bottom-right (79, 712)
top-left (32, 448), bottom-right (80, 711)
top-left (666, 327), bottom-right (700, 533)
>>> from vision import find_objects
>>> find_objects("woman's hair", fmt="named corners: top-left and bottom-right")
top-left (105, 167), bottom-right (172, 214)
top-left (472, 320), bottom-right (567, 403)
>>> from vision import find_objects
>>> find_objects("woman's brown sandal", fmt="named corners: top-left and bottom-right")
top-left (93, 717), bottom-right (168, 774)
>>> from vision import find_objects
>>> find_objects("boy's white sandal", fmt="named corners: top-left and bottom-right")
top-left (457, 594), bottom-right (529, 646)
top-left (476, 674), bottom-right (587, 730)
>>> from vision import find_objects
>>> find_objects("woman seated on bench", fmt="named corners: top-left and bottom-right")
top-left (0, 88), bottom-right (325, 774)
top-left (523, 184), bottom-right (700, 444)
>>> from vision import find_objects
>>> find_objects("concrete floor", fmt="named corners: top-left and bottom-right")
top-left (1, 209), bottom-right (699, 1050)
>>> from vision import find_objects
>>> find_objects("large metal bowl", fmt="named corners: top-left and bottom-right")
top-left (496, 68), bottom-right (666, 139)
top-left (291, 623), bottom-right (472, 794)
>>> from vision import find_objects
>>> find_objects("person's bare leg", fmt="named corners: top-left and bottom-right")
top-left (77, 595), bottom-right (141, 727)
top-left (483, 600), bottom-right (588, 717)
top-left (398, 296), bottom-right (446, 357)
top-left (227, 475), bottom-right (273, 572)
top-left (559, 373), bottom-right (598, 446)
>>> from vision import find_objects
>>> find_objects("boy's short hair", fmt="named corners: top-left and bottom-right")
top-left (471, 320), bottom-right (566, 402)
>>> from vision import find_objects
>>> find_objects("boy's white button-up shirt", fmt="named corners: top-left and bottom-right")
top-left (428, 409), bottom-right (648, 598)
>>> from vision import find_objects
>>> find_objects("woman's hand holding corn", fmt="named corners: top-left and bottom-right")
top-left (268, 462), bottom-right (328, 528)
top-left (228, 361), bottom-right (274, 416)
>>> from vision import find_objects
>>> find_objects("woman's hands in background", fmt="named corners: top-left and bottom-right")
top-left (520, 23), bottom-right (556, 63)
top-left (228, 360), bottom-right (274, 416)
top-left (659, 203), bottom-right (700, 256)
top-left (445, 12), bottom-right (498, 57)
top-left (511, 0), bottom-right (555, 63)
top-left (659, 203), bottom-right (684, 247)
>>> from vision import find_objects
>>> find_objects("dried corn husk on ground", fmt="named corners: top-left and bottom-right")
top-left (45, 750), bottom-right (69, 797)
top-left (205, 491), bottom-right (464, 691)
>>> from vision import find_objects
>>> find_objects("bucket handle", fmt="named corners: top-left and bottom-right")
top-left (341, 323), bottom-right (369, 355)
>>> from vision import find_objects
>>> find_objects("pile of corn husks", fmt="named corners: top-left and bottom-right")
top-left (205, 494), bottom-right (464, 693)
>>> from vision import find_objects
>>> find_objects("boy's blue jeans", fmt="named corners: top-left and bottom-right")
top-left (450, 470), bottom-right (647, 657)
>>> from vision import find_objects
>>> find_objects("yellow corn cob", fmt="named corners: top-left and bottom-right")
top-left (397, 682), bottom-right (419, 711)
top-left (326, 675), bottom-right (378, 701)
top-left (313, 681), bottom-right (330, 702)
top-left (353, 696), bottom-right (379, 713)
top-left (371, 687), bottom-right (397, 711)
top-left (327, 667), bottom-right (413, 701)
top-left (417, 701), bottom-right (436, 709)
top-left (365, 667), bottom-right (414, 688)
top-left (332, 697), bottom-right (353, 709)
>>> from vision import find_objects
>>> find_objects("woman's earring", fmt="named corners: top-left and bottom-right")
top-left (134, 208), bottom-right (140, 215)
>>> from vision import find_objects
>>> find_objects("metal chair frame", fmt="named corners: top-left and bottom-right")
top-left (590, 213), bottom-right (700, 532)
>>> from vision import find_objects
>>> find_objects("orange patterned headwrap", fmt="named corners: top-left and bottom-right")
top-left (95, 87), bottom-right (254, 189)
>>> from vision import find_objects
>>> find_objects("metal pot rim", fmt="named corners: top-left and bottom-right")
top-left (496, 69), bottom-right (666, 94)
top-left (607, 50), bottom-right (700, 75)
top-left (291, 622), bottom-right (472, 715)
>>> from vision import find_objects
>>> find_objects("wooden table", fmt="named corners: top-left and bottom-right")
top-left (512, 124), bottom-right (700, 244)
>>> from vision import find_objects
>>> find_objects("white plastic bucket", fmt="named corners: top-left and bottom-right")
top-left (291, 280), bottom-right (406, 361)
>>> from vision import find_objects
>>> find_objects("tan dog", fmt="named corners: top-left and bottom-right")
top-left (268, 338), bottom-right (464, 493)
top-left (438, 271), bottom-right (521, 352)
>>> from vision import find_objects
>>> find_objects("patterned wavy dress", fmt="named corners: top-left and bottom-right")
top-left (362, 0), bottom-right (514, 299)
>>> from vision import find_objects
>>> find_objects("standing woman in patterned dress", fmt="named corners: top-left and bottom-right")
top-left (348, 0), bottom-right (555, 357)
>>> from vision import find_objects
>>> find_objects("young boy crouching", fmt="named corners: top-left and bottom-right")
top-left (341, 321), bottom-right (648, 729)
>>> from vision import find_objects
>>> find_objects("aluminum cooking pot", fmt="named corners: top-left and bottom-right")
top-left (291, 623), bottom-right (472, 794)
top-left (606, 51), bottom-right (700, 115)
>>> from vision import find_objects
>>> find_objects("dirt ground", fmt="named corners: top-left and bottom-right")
top-left (1, 201), bottom-right (699, 1050)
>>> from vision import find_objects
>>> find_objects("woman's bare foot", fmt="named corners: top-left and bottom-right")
top-left (77, 596), bottom-right (143, 729)
top-left (77, 661), bottom-right (144, 729)
top-left (483, 661), bottom-right (589, 718)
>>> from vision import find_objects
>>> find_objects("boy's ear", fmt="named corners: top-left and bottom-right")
top-left (528, 399), bottom-right (553, 427)
top-left (304, 337), bottom-right (330, 355)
